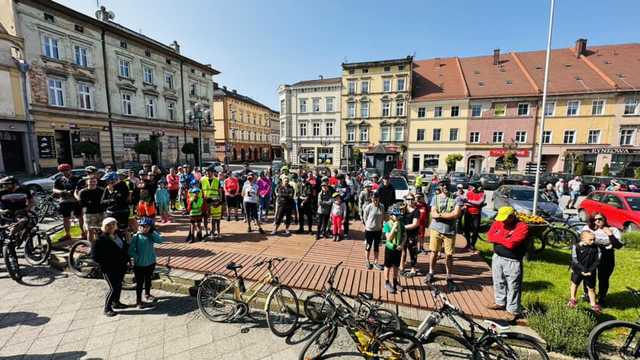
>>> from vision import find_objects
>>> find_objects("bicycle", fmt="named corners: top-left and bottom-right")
top-left (303, 261), bottom-right (401, 333)
top-left (587, 287), bottom-right (640, 359)
top-left (34, 194), bottom-right (61, 223)
top-left (299, 301), bottom-right (425, 359)
top-left (412, 287), bottom-right (549, 359)
top-left (0, 209), bottom-right (52, 266)
top-left (196, 257), bottom-right (300, 338)
top-left (541, 213), bottom-right (585, 250)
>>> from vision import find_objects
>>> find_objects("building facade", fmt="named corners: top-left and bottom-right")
top-left (340, 57), bottom-right (412, 172)
top-left (269, 110), bottom-right (281, 160)
top-left (213, 86), bottom-right (274, 163)
top-left (278, 77), bottom-right (341, 168)
top-left (0, 0), bottom-right (219, 171)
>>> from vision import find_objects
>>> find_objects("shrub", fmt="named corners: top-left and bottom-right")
top-left (527, 300), bottom-right (596, 357)
top-left (622, 231), bottom-right (640, 249)
top-left (602, 163), bottom-right (610, 176)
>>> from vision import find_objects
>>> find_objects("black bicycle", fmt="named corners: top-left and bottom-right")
top-left (541, 212), bottom-right (585, 250)
top-left (34, 194), bottom-right (61, 223)
top-left (588, 287), bottom-right (640, 359)
top-left (412, 287), bottom-right (549, 359)
top-left (0, 210), bottom-right (52, 266)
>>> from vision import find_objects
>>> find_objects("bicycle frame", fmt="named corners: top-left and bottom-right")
top-left (213, 260), bottom-right (280, 312)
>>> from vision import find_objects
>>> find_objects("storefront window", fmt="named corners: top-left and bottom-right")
top-left (299, 148), bottom-right (315, 164)
top-left (318, 148), bottom-right (333, 165)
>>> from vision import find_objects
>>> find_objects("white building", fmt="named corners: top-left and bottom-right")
top-left (278, 77), bottom-right (341, 168)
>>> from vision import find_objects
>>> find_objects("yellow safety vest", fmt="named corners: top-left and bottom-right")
top-left (200, 176), bottom-right (220, 199)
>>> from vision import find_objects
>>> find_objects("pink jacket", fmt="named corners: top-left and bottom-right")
top-left (257, 178), bottom-right (272, 198)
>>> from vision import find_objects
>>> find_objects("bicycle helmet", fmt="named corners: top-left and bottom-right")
top-left (100, 171), bottom-right (119, 182)
top-left (0, 176), bottom-right (17, 185)
top-left (363, 180), bottom-right (372, 188)
top-left (116, 169), bottom-right (128, 176)
top-left (138, 217), bottom-right (154, 226)
top-left (190, 179), bottom-right (199, 187)
top-left (57, 163), bottom-right (72, 172)
top-left (206, 165), bottom-right (216, 172)
top-left (189, 187), bottom-right (201, 193)
top-left (389, 205), bottom-right (402, 217)
top-left (85, 166), bottom-right (97, 173)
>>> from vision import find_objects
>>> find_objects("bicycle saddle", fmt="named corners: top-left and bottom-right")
top-left (358, 292), bottom-right (373, 301)
top-left (225, 262), bottom-right (243, 271)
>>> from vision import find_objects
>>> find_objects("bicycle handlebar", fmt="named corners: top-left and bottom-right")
top-left (253, 257), bottom-right (285, 268)
top-left (327, 261), bottom-right (343, 285)
top-left (429, 286), bottom-right (458, 311)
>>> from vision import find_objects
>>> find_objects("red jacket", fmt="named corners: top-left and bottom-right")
top-left (487, 220), bottom-right (529, 260)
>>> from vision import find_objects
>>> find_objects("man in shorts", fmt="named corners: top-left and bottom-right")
top-left (53, 163), bottom-right (85, 241)
top-left (224, 172), bottom-right (241, 221)
top-left (383, 205), bottom-right (405, 294)
top-left (425, 182), bottom-right (463, 291)
top-left (362, 191), bottom-right (385, 270)
top-left (77, 176), bottom-right (104, 242)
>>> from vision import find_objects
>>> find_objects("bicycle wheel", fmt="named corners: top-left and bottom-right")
top-left (23, 232), bottom-right (52, 265)
top-left (368, 330), bottom-right (426, 359)
top-left (303, 293), bottom-right (336, 324)
top-left (544, 227), bottom-right (578, 249)
top-left (298, 323), bottom-right (338, 360)
top-left (588, 320), bottom-right (640, 360)
top-left (196, 275), bottom-right (237, 322)
top-left (68, 240), bottom-right (96, 278)
top-left (3, 244), bottom-right (22, 282)
top-left (482, 332), bottom-right (549, 360)
top-left (425, 330), bottom-right (473, 358)
top-left (266, 285), bottom-right (300, 337)
top-left (371, 308), bottom-right (402, 332)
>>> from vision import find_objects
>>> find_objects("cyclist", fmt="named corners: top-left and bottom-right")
top-left (121, 169), bottom-right (139, 232)
top-left (0, 176), bottom-right (35, 210)
top-left (53, 163), bottom-right (85, 241)
top-left (77, 176), bottom-right (104, 242)
top-left (200, 166), bottom-right (222, 237)
top-left (100, 171), bottom-right (131, 238)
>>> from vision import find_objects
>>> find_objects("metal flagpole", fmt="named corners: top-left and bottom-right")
top-left (532, 0), bottom-right (556, 215)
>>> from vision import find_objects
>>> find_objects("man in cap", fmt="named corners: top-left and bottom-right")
top-left (53, 163), bottom-right (85, 241)
top-left (486, 206), bottom-right (529, 322)
top-left (358, 181), bottom-right (373, 221)
top-left (315, 178), bottom-right (333, 239)
top-left (377, 176), bottom-right (396, 212)
top-left (242, 172), bottom-right (264, 234)
top-left (463, 182), bottom-right (485, 253)
top-left (77, 175), bottom-right (104, 242)
top-left (362, 191), bottom-right (385, 270)
top-left (201, 166), bottom-right (222, 237)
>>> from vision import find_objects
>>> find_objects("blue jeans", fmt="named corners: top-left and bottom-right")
top-left (259, 195), bottom-right (270, 219)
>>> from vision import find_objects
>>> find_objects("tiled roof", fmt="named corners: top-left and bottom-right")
top-left (290, 77), bottom-right (341, 87)
top-left (412, 57), bottom-right (468, 100)
top-left (582, 43), bottom-right (640, 91)
top-left (342, 56), bottom-right (413, 69)
top-left (460, 53), bottom-right (539, 98)
top-left (214, 87), bottom-right (275, 113)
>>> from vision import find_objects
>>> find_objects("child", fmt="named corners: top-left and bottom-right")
top-left (136, 177), bottom-right (157, 221)
top-left (209, 193), bottom-right (222, 239)
top-left (330, 193), bottom-right (346, 241)
top-left (155, 180), bottom-right (171, 223)
top-left (383, 206), bottom-right (405, 294)
top-left (128, 217), bottom-right (164, 309)
top-left (187, 186), bottom-right (204, 243)
top-left (568, 231), bottom-right (601, 314)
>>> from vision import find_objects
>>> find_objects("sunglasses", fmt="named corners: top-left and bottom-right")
top-left (405, 198), bottom-right (415, 201)
top-left (594, 218), bottom-right (605, 221)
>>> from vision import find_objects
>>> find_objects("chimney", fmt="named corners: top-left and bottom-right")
top-left (222, 86), bottom-right (227, 91)
top-left (170, 40), bottom-right (180, 54)
top-left (575, 38), bottom-right (587, 57)
top-left (213, 82), bottom-right (218, 90)
top-left (319, 75), bottom-right (323, 80)
top-left (95, 6), bottom-right (114, 22)
top-left (232, 89), bottom-right (237, 94)
top-left (493, 49), bottom-right (500, 65)
top-left (435, 57), bottom-right (441, 67)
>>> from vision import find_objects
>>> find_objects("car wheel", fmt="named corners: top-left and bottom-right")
top-left (624, 222), bottom-right (639, 233)
top-left (578, 209), bottom-right (588, 222)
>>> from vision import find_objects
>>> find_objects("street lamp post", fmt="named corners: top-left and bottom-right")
top-left (186, 102), bottom-right (211, 169)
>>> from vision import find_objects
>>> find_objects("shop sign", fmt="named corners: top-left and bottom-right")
top-left (168, 136), bottom-right (178, 149)
top-left (589, 147), bottom-right (640, 154)
top-left (489, 149), bottom-right (530, 157)
top-left (123, 133), bottom-right (138, 149)
top-left (37, 135), bottom-right (56, 158)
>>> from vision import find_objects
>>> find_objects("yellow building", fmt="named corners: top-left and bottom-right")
top-left (340, 57), bottom-right (412, 170)
top-left (213, 85), bottom-right (274, 163)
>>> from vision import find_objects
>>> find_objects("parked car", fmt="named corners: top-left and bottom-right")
top-left (447, 172), bottom-right (469, 191)
top-left (420, 169), bottom-right (437, 183)
top-left (471, 173), bottom-right (501, 190)
top-left (364, 168), bottom-right (381, 180)
top-left (22, 169), bottom-right (87, 193)
top-left (271, 159), bottom-right (284, 173)
top-left (493, 185), bottom-right (562, 217)
top-left (578, 191), bottom-right (640, 232)
top-left (389, 176), bottom-right (409, 202)
top-left (581, 176), bottom-right (613, 194)
top-left (389, 169), bottom-right (408, 180)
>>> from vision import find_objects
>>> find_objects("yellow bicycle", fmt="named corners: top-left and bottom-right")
top-left (196, 257), bottom-right (300, 337)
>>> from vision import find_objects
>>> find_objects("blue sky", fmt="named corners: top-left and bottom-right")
top-left (59, 0), bottom-right (640, 109)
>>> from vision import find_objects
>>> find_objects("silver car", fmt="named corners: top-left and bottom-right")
top-left (493, 185), bottom-right (562, 217)
top-left (22, 169), bottom-right (87, 193)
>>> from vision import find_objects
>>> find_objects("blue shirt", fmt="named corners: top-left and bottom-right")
top-left (128, 231), bottom-right (164, 267)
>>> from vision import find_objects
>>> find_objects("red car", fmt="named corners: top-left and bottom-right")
top-left (578, 191), bottom-right (640, 232)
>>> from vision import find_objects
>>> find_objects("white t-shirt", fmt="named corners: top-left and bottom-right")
top-left (242, 182), bottom-right (259, 203)
top-left (580, 225), bottom-right (621, 247)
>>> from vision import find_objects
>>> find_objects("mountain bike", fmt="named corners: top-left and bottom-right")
top-left (303, 261), bottom-right (401, 333)
top-left (541, 213), bottom-right (585, 249)
top-left (0, 209), bottom-right (51, 266)
top-left (587, 287), bottom-right (640, 359)
top-left (299, 302), bottom-right (424, 360)
top-left (412, 286), bottom-right (549, 359)
top-left (34, 195), bottom-right (61, 223)
top-left (196, 257), bottom-right (300, 337)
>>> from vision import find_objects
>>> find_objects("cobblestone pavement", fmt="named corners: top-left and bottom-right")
top-left (0, 266), bottom-right (450, 360)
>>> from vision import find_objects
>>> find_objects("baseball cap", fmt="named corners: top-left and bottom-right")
top-left (495, 206), bottom-right (515, 222)
top-left (457, 184), bottom-right (463, 189)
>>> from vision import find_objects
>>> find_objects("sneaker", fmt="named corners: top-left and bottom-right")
top-left (395, 283), bottom-right (404, 292)
top-left (271, 230), bottom-right (277, 235)
top-left (384, 282), bottom-right (396, 293)
top-left (366, 261), bottom-right (373, 270)
top-left (145, 295), bottom-right (156, 302)
top-left (283, 230), bottom-right (290, 235)
top-left (424, 273), bottom-right (434, 284)
top-left (104, 309), bottom-right (117, 317)
top-left (258, 228), bottom-right (265, 235)
top-left (247, 227), bottom-right (252, 233)
top-left (567, 299), bottom-right (577, 309)
top-left (112, 302), bottom-right (128, 310)
top-left (487, 303), bottom-right (506, 311)
top-left (137, 302), bottom-right (156, 310)
top-left (374, 263), bottom-right (384, 271)
top-left (447, 279), bottom-right (458, 292)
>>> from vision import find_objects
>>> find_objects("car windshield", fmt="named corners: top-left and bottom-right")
top-left (626, 197), bottom-right (640, 211)
top-left (482, 174), bottom-right (498, 180)
top-left (390, 177), bottom-right (408, 190)
top-left (509, 188), bottom-right (539, 201)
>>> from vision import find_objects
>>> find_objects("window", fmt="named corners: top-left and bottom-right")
top-left (43, 36), bottom-right (59, 59)
top-left (494, 103), bottom-right (506, 117)
top-left (166, 58), bottom-right (172, 65)
top-left (591, 100), bottom-right (604, 115)
top-left (164, 72), bottom-right (174, 89)
top-left (383, 79), bottom-right (391, 92)
top-left (325, 121), bottom-right (334, 136)
top-left (395, 101), bottom-right (405, 116)
top-left (74, 24), bottom-right (83, 33)
top-left (47, 79), bottom-right (64, 107)
top-left (620, 129), bottom-right (635, 145)
top-left (74, 45), bottom-right (88, 67)
top-left (362, 68), bottom-right (368, 74)
top-left (146, 97), bottom-right (156, 118)
top-left (145, 49), bottom-right (151, 57)
top-left (312, 122), bottom-right (320, 137)
top-left (120, 40), bottom-right (127, 49)
top-left (542, 130), bottom-right (552, 144)
top-left (397, 78), bottom-right (406, 91)
top-left (492, 131), bottom-right (504, 143)
top-left (384, 66), bottom-right (391, 72)
top-left (189, 83), bottom-right (197, 96)
top-left (280, 121), bottom-right (285, 137)
top-left (417, 129), bottom-right (425, 141)
top-left (451, 106), bottom-right (460, 117)
top-left (326, 97), bottom-right (334, 112)
top-left (348, 81), bottom-right (356, 95)
top-left (423, 154), bottom-right (439, 168)
top-left (567, 100), bottom-right (580, 116)
top-left (394, 126), bottom-right (404, 141)
top-left (449, 128), bottom-right (459, 141)
top-left (382, 102), bottom-right (390, 117)
top-left (347, 102), bottom-right (355, 118)
top-left (361, 102), bottom-right (369, 118)
top-left (469, 132), bottom-right (480, 143)
top-left (118, 59), bottom-right (130, 78)
top-left (318, 147), bottom-right (333, 165)
top-left (300, 123), bottom-right (307, 137)
top-left (515, 131), bottom-right (527, 143)
top-left (361, 81), bottom-right (369, 94)
top-left (300, 148), bottom-right (315, 164)
top-left (381, 126), bottom-right (390, 142)
top-left (544, 101), bottom-right (555, 116)
top-left (280, 99), bottom-right (285, 112)
top-left (398, 65), bottom-right (405, 70)
top-left (347, 127), bottom-right (355, 142)
top-left (432, 128), bottom-right (441, 141)
top-left (517, 103), bottom-right (529, 116)
top-left (624, 97), bottom-right (638, 115)
top-left (300, 99), bottom-right (307, 113)
top-left (471, 104), bottom-right (482, 117)
top-left (588, 129), bottom-right (601, 144)
top-left (167, 102), bottom-right (176, 121)
top-left (44, 13), bottom-right (55, 23)
top-left (359, 127), bottom-right (369, 142)
top-left (312, 98), bottom-right (320, 112)
top-left (563, 130), bottom-right (576, 144)
top-left (143, 66), bottom-right (154, 84)
top-left (121, 93), bottom-right (132, 115)
top-left (433, 106), bottom-right (443, 118)
top-left (78, 83), bottom-right (92, 110)
top-left (417, 107), bottom-right (426, 118)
